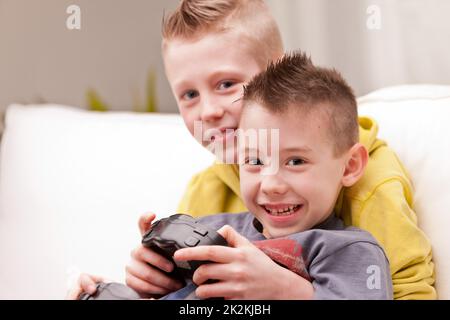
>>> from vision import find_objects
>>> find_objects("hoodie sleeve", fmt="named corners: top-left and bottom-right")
top-left (339, 117), bottom-right (436, 299)
top-left (355, 179), bottom-right (436, 299)
top-left (310, 241), bottom-right (393, 300)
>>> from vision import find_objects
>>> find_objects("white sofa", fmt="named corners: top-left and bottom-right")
top-left (1, 85), bottom-right (450, 299)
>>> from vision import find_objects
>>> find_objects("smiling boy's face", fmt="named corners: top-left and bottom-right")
top-left (239, 103), bottom-right (351, 239)
top-left (163, 32), bottom-right (263, 159)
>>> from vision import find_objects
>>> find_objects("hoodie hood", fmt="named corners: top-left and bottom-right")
top-left (359, 116), bottom-right (386, 154)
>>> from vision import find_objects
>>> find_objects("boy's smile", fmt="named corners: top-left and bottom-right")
top-left (239, 104), bottom-right (350, 239)
top-left (163, 31), bottom-right (263, 158)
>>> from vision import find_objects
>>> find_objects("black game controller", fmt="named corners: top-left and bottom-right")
top-left (79, 214), bottom-right (228, 300)
top-left (141, 213), bottom-right (228, 284)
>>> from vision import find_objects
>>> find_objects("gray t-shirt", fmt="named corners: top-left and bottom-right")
top-left (161, 212), bottom-right (393, 300)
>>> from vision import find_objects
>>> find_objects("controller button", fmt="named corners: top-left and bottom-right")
top-left (184, 236), bottom-right (200, 247)
top-left (194, 227), bottom-right (208, 237)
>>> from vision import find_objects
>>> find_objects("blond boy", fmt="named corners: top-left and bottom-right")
top-left (70, 0), bottom-right (435, 300)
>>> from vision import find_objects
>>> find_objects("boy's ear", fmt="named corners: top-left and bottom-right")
top-left (341, 143), bottom-right (369, 187)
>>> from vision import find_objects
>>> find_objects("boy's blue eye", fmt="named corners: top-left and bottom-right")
top-left (182, 90), bottom-right (199, 100)
top-left (287, 158), bottom-right (306, 166)
top-left (218, 81), bottom-right (234, 90)
top-left (246, 158), bottom-right (263, 166)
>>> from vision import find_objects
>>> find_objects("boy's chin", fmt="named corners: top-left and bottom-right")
top-left (262, 227), bottom-right (297, 239)
top-left (262, 223), bottom-right (307, 239)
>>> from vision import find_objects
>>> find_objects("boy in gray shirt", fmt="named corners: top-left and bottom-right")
top-left (165, 51), bottom-right (392, 300)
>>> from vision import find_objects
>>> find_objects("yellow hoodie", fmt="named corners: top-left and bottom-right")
top-left (177, 117), bottom-right (436, 300)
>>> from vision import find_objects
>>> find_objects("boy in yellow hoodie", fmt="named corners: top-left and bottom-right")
top-left (69, 0), bottom-right (435, 300)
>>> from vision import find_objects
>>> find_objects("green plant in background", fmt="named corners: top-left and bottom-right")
top-left (86, 89), bottom-right (109, 112)
top-left (145, 68), bottom-right (157, 113)
top-left (86, 68), bottom-right (158, 113)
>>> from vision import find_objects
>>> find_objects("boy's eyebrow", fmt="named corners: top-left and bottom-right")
top-left (172, 80), bottom-right (191, 93)
top-left (210, 69), bottom-right (246, 80)
top-left (282, 146), bottom-right (313, 153)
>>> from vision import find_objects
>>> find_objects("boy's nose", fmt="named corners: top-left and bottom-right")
top-left (260, 174), bottom-right (289, 196)
top-left (200, 98), bottom-right (225, 122)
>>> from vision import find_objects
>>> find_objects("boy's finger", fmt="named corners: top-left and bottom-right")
top-left (79, 274), bottom-right (104, 294)
top-left (65, 285), bottom-right (83, 300)
top-left (192, 263), bottom-right (229, 285)
top-left (174, 245), bottom-right (236, 263)
top-left (138, 212), bottom-right (156, 236)
top-left (65, 273), bottom-right (104, 300)
top-left (126, 259), bottom-right (183, 291)
top-left (196, 281), bottom-right (235, 300)
top-left (217, 225), bottom-right (251, 247)
top-left (125, 272), bottom-right (171, 296)
top-left (131, 246), bottom-right (174, 273)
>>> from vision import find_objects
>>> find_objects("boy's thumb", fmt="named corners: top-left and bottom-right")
top-left (217, 225), bottom-right (250, 247)
top-left (138, 212), bottom-right (156, 236)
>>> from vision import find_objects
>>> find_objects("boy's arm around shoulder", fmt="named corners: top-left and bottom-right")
top-left (309, 239), bottom-right (393, 300)
top-left (339, 135), bottom-right (436, 299)
top-left (354, 178), bottom-right (436, 299)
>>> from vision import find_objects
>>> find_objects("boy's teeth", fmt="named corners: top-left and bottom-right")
top-left (264, 205), bottom-right (300, 216)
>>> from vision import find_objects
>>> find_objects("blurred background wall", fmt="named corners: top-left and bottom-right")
top-left (0, 0), bottom-right (180, 114)
top-left (266, 0), bottom-right (450, 98)
top-left (1, 0), bottom-right (449, 115)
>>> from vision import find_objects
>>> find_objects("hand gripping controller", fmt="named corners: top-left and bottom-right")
top-left (79, 214), bottom-right (228, 300)
top-left (141, 213), bottom-right (228, 283)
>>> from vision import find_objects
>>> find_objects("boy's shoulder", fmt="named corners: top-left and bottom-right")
top-left (198, 212), bottom-right (387, 261)
top-left (291, 216), bottom-right (389, 267)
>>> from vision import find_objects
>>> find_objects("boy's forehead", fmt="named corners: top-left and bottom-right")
top-left (166, 32), bottom-right (231, 52)
top-left (241, 102), bottom-right (329, 126)
top-left (163, 31), bottom-right (261, 70)
top-left (239, 103), bottom-right (334, 151)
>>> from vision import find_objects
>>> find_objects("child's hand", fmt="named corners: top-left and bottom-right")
top-left (125, 212), bottom-right (184, 297)
top-left (173, 225), bottom-right (314, 300)
top-left (65, 273), bottom-right (109, 300)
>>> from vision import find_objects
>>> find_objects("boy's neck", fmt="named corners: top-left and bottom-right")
top-left (252, 211), bottom-right (338, 239)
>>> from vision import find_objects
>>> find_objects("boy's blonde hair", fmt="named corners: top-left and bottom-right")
top-left (162, 0), bottom-right (284, 67)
